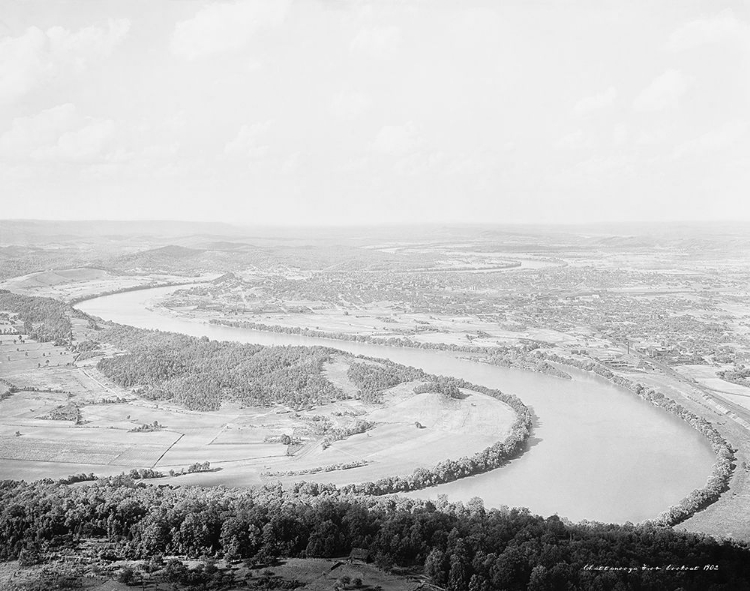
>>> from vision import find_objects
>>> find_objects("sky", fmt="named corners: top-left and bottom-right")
top-left (1, 0), bottom-right (749, 226)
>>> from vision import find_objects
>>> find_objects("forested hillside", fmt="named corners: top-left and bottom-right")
top-left (0, 290), bottom-right (72, 344)
top-left (96, 326), bottom-right (344, 410)
top-left (1, 479), bottom-right (748, 590)
top-left (347, 361), bottom-right (424, 402)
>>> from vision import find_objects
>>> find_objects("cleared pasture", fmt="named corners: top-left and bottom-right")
top-left (0, 458), bottom-right (131, 481)
top-left (0, 390), bottom-right (71, 421)
top-left (679, 364), bottom-right (750, 413)
top-left (156, 437), bottom-right (288, 468)
top-left (1, 330), bottom-right (518, 488)
top-left (160, 465), bottom-right (265, 487)
top-left (210, 425), bottom-right (289, 444)
top-left (322, 355), bottom-right (361, 397)
top-left (0, 339), bottom-right (75, 379)
top-left (260, 385), bottom-right (515, 486)
top-left (110, 446), bottom-right (173, 467)
top-left (2, 437), bottom-right (129, 465)
top-left (1, 379), bottom-right (516, 486)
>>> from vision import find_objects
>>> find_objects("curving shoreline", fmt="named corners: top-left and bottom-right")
top-left (534, 351), bottom-right (736, 527)
top-left (68, 279), bottom-right (210, 306)
top-left (92, 321), bottom-right (535, 498)
top-left (203, 316), bottom-right (733, 525)
top-left (69, 294), bottom-right (538, 499)
top-left (330, 357), bottom-right (534, 496)
top-left (75, 289), bottom-right (721, 524)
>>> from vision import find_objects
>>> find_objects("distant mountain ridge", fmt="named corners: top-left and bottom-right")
top-left (0, 220), bottom-right (246, 245)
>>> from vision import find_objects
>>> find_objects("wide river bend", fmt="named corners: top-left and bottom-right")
top-left (77, 286), bottom-right (715, 523)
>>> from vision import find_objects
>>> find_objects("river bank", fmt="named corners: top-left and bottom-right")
top-left (74, 286), bottom-right (718, 524)
top-left (186, 308), bottom-right (737, 527)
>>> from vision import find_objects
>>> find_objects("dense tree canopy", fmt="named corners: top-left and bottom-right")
top-left (96, 326), bottom-right (343, 410)
top-left (0, 479), bottom-right (748, 590)
top-left (0, 291), bottom-right (72, 344)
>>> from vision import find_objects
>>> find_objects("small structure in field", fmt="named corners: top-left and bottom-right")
top-left (415, 421), bottom-right (425, 429)
top-left (349, 548), bottom-right (372, 563)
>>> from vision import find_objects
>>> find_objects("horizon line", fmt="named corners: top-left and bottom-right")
top-left (2, 218), bottom-right (750, 228)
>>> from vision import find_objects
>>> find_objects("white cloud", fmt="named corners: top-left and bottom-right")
top-left (372, 122), bottom-right (420, 155)
top-left (556, 129), bottom-right (591, 150)
top-left (330, 90), bottom-right (372, 120)
top-left (667, 10), bottom-right (749, 52)
top-left (280, 152), bottom-right (301, 175)
top-left (0, 104), bottom-right (119, 163)
top-left (0, 20), bottom-right (130, 104)
top-left (78, 141), bottom-right (181, 180)
top-left (0, 163), bottom-right (36, 182)
top-left (394, 151), bottom-right (445, 175)
top-left (444, 152), bottom-right (496, 176)
top-left (633, 70), bottom-right (690, 112)
top-left (47, 19), bottom-right (130, 72)
top-left (573, 155), bottom-right (632, 178)
top-left (224, 122), bottom-right (272, 159)
top-left (0, 27), bottom-right (48, 105)
top-left (636, 129), bottom-right (667, 146)
top-left (673, 120), bottom-right (748, 159)
top-left (613, 123), bottom-right (628, 146)
top-left (574, 86), bottom-right (617, 116)
top-left (31, 119), bottom-right (117, 162)
top-left (0, 104), bottom-right (78, 156)
top-left (140, 143), bottom-right (180, 161)
top-left (351, 26), bottom-right (400, 59)
top-left (171, 1), bottom-right (290, 60)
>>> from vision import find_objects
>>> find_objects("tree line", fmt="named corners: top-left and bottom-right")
top-left (346, 361), bottom-right (423, 403)
top-left (1, 479), bottom-right (749, 590)
top-left (537, 351), bottom-right (737, 527)
top-left (717, 365), bottom-right (750, 388)
top-left (0, 291), bottom-right (72, 344)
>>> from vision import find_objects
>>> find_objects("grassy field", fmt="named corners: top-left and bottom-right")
top-left (0, 338), bottom-right (76, 378)
top-left (678, 364), bottom-right (750, 413)
top-left (0, 334), bottom-right (517, 488)
top-left (262, 382), bottom-right (515, 487)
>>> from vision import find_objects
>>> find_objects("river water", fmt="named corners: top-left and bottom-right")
top-left (77, 286), bottom-right (715, 523)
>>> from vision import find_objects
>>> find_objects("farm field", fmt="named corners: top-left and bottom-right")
top-left (264, 383), bottom-right (514, 487)
top-left (678, 364), bottom-right (750, 414)
top-left (0, 338), bottom-right (76, 378)
top-left (0, 332), bottom-right (517, 486)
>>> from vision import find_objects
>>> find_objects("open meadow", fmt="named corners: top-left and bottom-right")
top-left (1, 330), bottom-right (516, 487)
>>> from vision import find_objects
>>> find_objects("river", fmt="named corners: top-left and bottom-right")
top-left (77, 286), bottom-right (716, 523)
